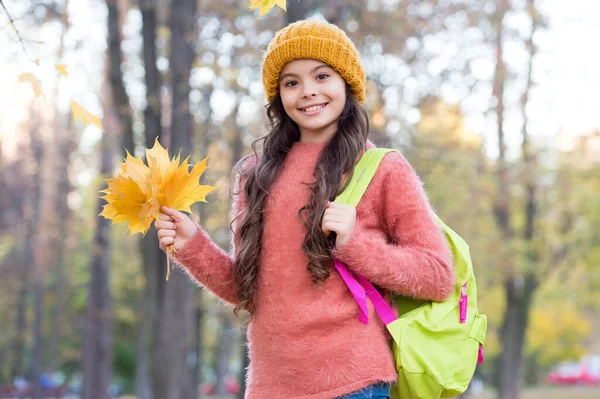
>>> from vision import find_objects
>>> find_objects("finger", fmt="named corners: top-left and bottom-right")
top-left (157, 212), bottom-right (173, 222)
top-left (160, 236), bottom-right (175, 247)
top-left (323, 221), bottom-right (342, 233)
top-left (157, 229), bottom-right (176, 239)
top-left (155, 220), bottom-right (176, 230)
top-left (161, 206), bottom-right (185, 222)
top-left (323, 215), bottom-right (344, 224)
top-left (327, 202), bottom-right (353, 211)
top-left (323, 208), bottom-right (345, 217)
top-left (323, 210), bottom-right (347, 220)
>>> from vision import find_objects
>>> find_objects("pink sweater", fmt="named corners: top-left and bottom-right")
top-left (174, 139), bottom-right (454, 399)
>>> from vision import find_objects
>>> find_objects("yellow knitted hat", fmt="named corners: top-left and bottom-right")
top-left (261, 19), bottom-right (366, 104)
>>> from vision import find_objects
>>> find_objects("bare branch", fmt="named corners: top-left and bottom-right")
top-left (0, 0), bottom-right (40, 64)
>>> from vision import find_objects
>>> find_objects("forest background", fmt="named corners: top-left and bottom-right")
top-left (0, 0), bottom-right (599, 398)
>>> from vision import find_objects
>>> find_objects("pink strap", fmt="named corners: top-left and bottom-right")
top-left (459, 281), bottom-right (468, 323)
top-left (333, 256), bottom-right (397, 326)
top-left (355, 273), bottom-right (398, 325)
top-left (333, 258), bottom-right (369, 324)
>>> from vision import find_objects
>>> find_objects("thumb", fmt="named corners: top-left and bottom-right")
top-left (161, 206), bottom-right (184, 221)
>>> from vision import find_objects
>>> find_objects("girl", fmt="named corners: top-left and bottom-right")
top-left (155, 19), bottom-right (454, 399)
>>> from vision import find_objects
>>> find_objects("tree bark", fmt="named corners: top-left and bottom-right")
top-left (495, 1), bottom-right (540, 398)
top-left (286, 0), bottom-right (311, 24)
top-left (82, 77), bottom-right (117, 399)
top-left (82, 0), bottom-right (134, 392)
top-left (47, 119), bottom-right (73, 374)
top-left (215, 313), bottom-right (234, 395)
top-left (13, 116), bottom-right (43, 380)
top-left (152, 1), bottom-right (198, 398)
top-left (107, 0), bottom-right (134, 158)
top-left (48, 1), bottom-right (72, 374)
top-left (136, 1), bottom-right (163, 398)
top-left (237, 330), bottom-right (249, 399)
top-left (31, 102), bottom-right (56, 399)
top-left (491, 0), bottom-right (511, 239)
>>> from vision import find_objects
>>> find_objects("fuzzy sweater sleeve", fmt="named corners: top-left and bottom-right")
top-left (332, 151), bottom-right (455, 302)
top-left (172, 170), bottom-right (250, 305)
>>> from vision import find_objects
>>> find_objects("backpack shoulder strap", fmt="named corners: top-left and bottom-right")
top-left (334, 148), bottom-right (396, 207)
top-left (334, 147), bottom-right (474, 289)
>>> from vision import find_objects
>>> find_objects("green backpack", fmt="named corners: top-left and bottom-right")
top-left (333, 148), bottom-right (487, 399)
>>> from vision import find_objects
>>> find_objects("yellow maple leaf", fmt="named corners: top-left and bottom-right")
top-left (249, 0), bottom-right (287, 16)
top-left (99, 138), bottom-right (216, 279)
top-left (18, 73), bottom-right (46, 101)
top-left (100, 175), bottom-right (157, 236)
top-left (55, 63), bottom-right (69, 77)
top-left (71, 100), bottom-right (102, 129)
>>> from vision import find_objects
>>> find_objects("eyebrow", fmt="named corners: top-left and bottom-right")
top-left (279, 64), bottom-right (332, 82)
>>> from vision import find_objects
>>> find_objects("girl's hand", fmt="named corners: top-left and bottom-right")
top-left (322, 201), bottom-right (356, 251)
top-left (155, 206), bottom-right (198, 253)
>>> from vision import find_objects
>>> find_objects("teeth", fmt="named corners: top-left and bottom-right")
top-left (302, 104), bottom-right (326, 112)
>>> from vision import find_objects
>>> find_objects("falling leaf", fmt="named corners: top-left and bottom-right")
top-left (71, 100), bottom-right (102, 129)
top-left (18, 72), bottom-right (46, 101)
top-left (249, 0), bottom-right (287, 16)
top-left (99, 138), bottom-right (216, 279)
top-left (55, 63), bottom-right (68, 77)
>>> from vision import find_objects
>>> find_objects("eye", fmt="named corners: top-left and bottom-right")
top-left (317, 73), bottom-right (329, 80)
top-left (284, 80), bottom-right (298, 88)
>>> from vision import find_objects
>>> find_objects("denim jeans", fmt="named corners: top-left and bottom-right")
top-left (335, 382), bottom-right (391, 399)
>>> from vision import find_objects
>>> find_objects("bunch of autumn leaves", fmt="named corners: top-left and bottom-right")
top-left (100, 139), bottom-right (215, 278)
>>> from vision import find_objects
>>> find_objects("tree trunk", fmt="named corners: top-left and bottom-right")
top-left (136, 240), bottom-right (158, 399)
top-left (286, 0), bottom-right (310, 23)
top-left (107, 0), bottom-right (134, 158)
top-left (82, 77), bottom-right (117, 399)
top-left (491, 0), bottom-right (510, 239)
top-left (47, 116), bottom-right (73, 376)
top-left (495, 1), bottom-right (541, 398)
top-left (152, 1), bottom-right (198, 398)
top-left (82, 0), bottom-right (134, 389)
top-left (193, 307), bottom-right (204, 398)
top-left (31, 277), bottom-right (45, 399)
top-left (13, 116), bottom-right (44, 380)
top-left (48, 3), bottom-right (72, 374)
top-left (141, 0), bottom-right (162, 151)
top-left (32, 99), bottom-right (59, 399)
top-left (136, 1), bottom-right (163, 398)
top-left (498, 276), bottom-right (537, 399)
top-left (215, 313), bottom-right (234, 395)
top-left (106, 0), bottom-right (135, 158)
top-left (237, 330), bottom-right (249, 399)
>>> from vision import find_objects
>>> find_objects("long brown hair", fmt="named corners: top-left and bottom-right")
top-left (230, 84), bottom-right (370, 319)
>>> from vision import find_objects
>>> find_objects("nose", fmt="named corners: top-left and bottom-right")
top-left (302, 87), bottom-right (317, 99)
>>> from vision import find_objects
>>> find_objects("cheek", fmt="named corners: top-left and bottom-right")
top-left (280, 93), bottom-right (296, 113)
top-left (332, 91), bottom-right (346, 114)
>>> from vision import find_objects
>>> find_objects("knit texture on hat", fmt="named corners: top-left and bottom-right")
top-left (262, 19), bottom-right (366, 104)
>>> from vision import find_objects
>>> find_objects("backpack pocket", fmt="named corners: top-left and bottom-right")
top-left (388, 311), bottom-right (487, 399)
top-left (441, 313), bottom-right (488, 398)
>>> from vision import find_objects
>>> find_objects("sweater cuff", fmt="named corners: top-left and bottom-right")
top-left (172, 223), bottom-right (207, 268)
top-left (331, 223), bottom-right (369, 267)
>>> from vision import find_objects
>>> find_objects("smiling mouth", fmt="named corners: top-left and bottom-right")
top-left (299, 103), bottom-right (328, 113)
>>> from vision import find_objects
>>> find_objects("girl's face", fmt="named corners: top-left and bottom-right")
top-left (278, 59), bottom-right (347, 144)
